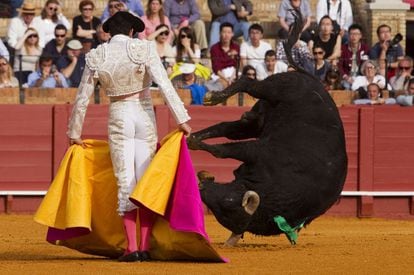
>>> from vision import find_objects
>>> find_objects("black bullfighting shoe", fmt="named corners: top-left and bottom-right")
top-left (118, 251), bottom-right (140, 262)
top-left (139, 251), bottom-right (151, 262)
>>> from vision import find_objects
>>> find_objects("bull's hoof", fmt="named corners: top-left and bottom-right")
top-left (223, 233), bottom-right (242, 247)
top-left (187, 134), bottom-right (202, 150)
top-left (197, 170), bottom-right (215, 183)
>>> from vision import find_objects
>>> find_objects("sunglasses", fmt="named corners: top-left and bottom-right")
top-left (28, 34), bottom-right (38, 38)
top-left (159, 31), bottom-right (169, 36)
top-left (55, 34), bottom-right (66, 37)
top-left (399, 66), bottom-right (411, 70)
top-left (82, 8), bottom-right (93, 11)
top-left (180, 34), bottom-right (190, 39)
top-left (313, 51), bottom-right (324, 55)
top-left (109, 4), bottom-right (120, 8)
top-left (48, 7), bottom-right (58, 12)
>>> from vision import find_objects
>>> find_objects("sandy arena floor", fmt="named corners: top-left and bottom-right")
top-left (1, 214), bottom-right (413, 274)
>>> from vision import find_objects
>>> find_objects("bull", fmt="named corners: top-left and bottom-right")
top-left (187, 11), bottom-right (347, 246)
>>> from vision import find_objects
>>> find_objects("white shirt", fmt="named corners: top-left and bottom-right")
top-left (240, 40), bottom-right (272, 69)
top-left (351, 75), bottom-right (388, 91)
top-left (316, 0), bottom-right (353, 30)
top-left (256, 61), bottom-right (288, 81)
top-left (7, 16), bottom-right (41, 48)
top-left (32, 14), bottom-right (71, 47)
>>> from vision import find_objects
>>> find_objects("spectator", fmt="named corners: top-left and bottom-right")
top-left (172, 63), bottom-right (207, 105)
top-left (309, 15), bottom-right (342, 66)
top-left (152, 24), bottom-right (176, 75)
top-left (242, 65), bottom-right (256, 80)
top-left (27, 55), bottom-right (68, 88)
top-left (0, 56), bottom-right (19, 88)
top-left (312, 45), bottom-right (331, 82)
top-left (390, 56), bottom-right (413, 93)
top-left (7, 2), bottom-right (38, 52)
top-left (354, 83), bottom-right (396, 105)
top-left (369, 24), bottom-right (404, 79)
top-left (256, 49), bottom-right (288, 80)
top-left (323, 68), bottom-right (343, 91)
top-left (101, 0), bottom-right (144, 22)
top-left (352, 60), bottom-right (390, 97)
top-left (57, 39), bottom-right (85, 87)
top-left (316, 0), bottom-right (353, 43)
top-left (95, 24), bottom-right (111, 46)
top-left (396, 78), bottom-right (414, 106)
top-left (42, 24), bottom-right (68, 65)
top-left (32, 0), bottom-right (71, 47)
top-left (340, 23), bottom-right (369, 90)
top-left (240, 23), bottom-right (272, 70)
top-left (210, 22), bottom-right (240, 88)
top-left (276, 34), bottom-right (313, 73)
top-left (278, 0), bottom-right (312, 42)
top-left (164, 0), bottom-right (208, 52)
top-left (13, 27), bottom-right (42, 85)
top-left (72, 0), bottom-right (101, 53)
top-left (139, 0), bottom-right (173, 44)
top-left (208, 0), bottom-right (252, 47)
top-left (0, 40), bottom-right (9, 62)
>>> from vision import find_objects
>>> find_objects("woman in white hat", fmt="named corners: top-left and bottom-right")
top-left (68, 11), bottom-right (191, 262)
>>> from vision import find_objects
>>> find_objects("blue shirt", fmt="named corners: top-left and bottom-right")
top-left (215, 0), bottom-right (238, 25)
top-left (27, 70), bottom-right (69, 88)
top-left (101, 0), bottom-right (144, 22)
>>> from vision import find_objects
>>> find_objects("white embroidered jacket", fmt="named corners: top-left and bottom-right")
top-left (67, 34), bottom-right (190, 139)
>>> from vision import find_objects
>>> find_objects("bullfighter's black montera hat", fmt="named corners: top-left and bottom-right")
top-left (102, 11), bottom-right (145, 34)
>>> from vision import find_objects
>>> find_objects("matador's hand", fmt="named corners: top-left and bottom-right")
top-left (70, 138), bottom-right (85, 147)
top-left (179, 123), bottom-right (192, 137)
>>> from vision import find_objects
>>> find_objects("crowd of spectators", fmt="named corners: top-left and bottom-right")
top-left (0, 0), bottom-right (413, 107)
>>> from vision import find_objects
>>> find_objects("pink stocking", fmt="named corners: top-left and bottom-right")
top-left (122, 209), bottom-right (138, 254)
top-left (139, 207), bottom-right (156, 251)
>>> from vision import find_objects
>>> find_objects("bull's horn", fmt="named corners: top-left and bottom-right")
top-left (242, 191), bottom-right (260, 215)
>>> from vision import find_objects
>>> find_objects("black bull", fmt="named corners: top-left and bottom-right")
top-left (187, 72), bottom-right (347, 245)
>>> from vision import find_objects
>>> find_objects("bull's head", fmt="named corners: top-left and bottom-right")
top-left (199, 178), bottom-right (260, 234)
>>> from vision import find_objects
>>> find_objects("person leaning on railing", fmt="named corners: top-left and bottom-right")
top-left (396, 78), bottom-right (414, 107)
top-left (27, 55), bottom-right (68, 88)
top-left (0, 56), bottom-right (19, 88)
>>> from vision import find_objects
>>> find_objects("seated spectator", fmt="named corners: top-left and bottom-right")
top-left (278, 0), bottom-right (313, 42)
top-left (396, 78), bottom-right (414, 106)
top-left (42, 24), bottom-right (68, 65)
top-left (323, 68), bottom-right (343, 91)
top-left (164, 0), bottom-right (208, 51)
top-left (72, 0), bottom-right (101, 52)
top-left (57, 39), bottom-right (85, 87)
top-left (32, 0), bottom-right (71, 47)
top-left (369, 24), bottom-right (404, 79)
top-left (340, 23), bottom-right (369, 90)
top-left (256, 50), bottom-right (288, 80)
top-left (0, 40), bottom-right (9, 62)
top-left (152, 25), bottom-right (175, 75)
top-left (276, 35), bottom-right (313, 73)
top-left (242, 65), bottom-right (257, 80)
top-left (316, 0), bottom-right (353, 44)
top-left (390, 56), bottom-right (413, 93)
top-left (352, 60), bottom-right (390, 97)
top-left (240, 24), bottom-right (272, 70)
top-left (27, 55), bottom-right (68, 88)
top-left (172, 63), bottom-right (207, 105)
top-left (171, 27), bottom-right (211, 80)
top-left (354, 83), bottom-right (396, 105)
top-left (95, 24), bottom-right (111, 46)
top-left (309, 15), bottom-right (341, 66)
top-left (101, 0), bottom-right (144, 22)
top-left (0, 56), bottom-right (19, 88)
top-left (210, 22), bottom-right (240, 89)
top-left (312, 45), bottom-right (331, 82)
top-left (139, 0), bottom-right (173, 44)
top-left (208, 0), bottom-right (252, 47)
top-left (13, 27), bottom-right (42, 85)
top-left (7, 2), bottom-right (38, 53)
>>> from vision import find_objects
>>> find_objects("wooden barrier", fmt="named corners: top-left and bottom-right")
top-left (24, 88), bottom-right (79, 104)
top-left (0, 88), bottom-right (19, 104)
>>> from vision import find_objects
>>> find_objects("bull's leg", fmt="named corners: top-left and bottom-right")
top-left (224, 233), bottom-right (243, 247)
top-left (191, 140), bottom-right (260, 163)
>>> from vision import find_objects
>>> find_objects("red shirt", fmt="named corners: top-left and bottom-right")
top-left (210, 41), bottom-right (240, 74)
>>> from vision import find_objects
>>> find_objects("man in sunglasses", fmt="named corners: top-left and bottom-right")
top-left (100, 0), bottom-right (144, 22)
top-left (42, 24), bottom-right (68, 65)
top-left (390, 56), bottom-right (413, 93)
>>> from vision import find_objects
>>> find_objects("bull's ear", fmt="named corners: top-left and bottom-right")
top-left (242, 191), bottom-right (260, 215)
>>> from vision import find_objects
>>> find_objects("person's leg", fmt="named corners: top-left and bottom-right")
top-left (240, 21), bottom-right (251, 43)
top-left (191, 19), bottom-right (208, 50)
top-left (209, 21), bottom-right (220, 48)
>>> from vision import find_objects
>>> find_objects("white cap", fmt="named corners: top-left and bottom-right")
top-left (180, 63), bottom-right (196, 74)
top-left (66, 39), bottom-right (83, 50)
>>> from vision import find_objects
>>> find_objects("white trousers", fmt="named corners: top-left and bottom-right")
top-left (108, 97), bottom-right (157, 215)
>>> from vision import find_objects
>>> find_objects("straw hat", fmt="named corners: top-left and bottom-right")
top-left (19, 2), bottom-right (36, 14)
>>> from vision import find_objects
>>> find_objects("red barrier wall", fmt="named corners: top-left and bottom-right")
top-left (1, 104), bottom-right (414, 217)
